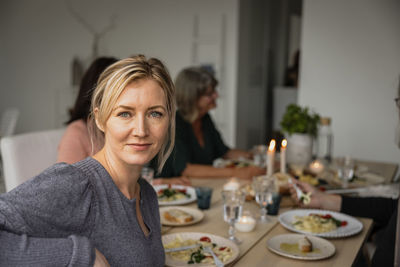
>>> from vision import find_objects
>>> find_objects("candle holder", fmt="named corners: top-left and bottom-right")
top-left (235, 210), bottom-right (256, 232)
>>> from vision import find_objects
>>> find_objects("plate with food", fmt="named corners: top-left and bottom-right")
top-left (154, 184), bottom-right (196, 206)
top-left (163, 232), bottom-right (240, 266)
top-left (160, 206), bottom-right (204, 226)
top-left (267, 234), bottom-right (335, 260)
top-left (278, 209), bottom-right (363, 238)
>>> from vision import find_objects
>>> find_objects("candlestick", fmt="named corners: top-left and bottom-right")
top-left (280, 139), bottom-right (287, 174)
top-left (267, 139), bottom-right (276, 176)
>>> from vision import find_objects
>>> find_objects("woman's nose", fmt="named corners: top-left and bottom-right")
top-left (132, 114), bottom-right (148, 137)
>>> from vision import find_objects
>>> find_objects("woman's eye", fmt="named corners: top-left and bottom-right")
top-left (118, 111), bottom-right (131, 118)
top-left (149, 111), bottom-right (164, 118)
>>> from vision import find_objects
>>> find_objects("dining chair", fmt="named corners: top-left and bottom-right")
top-left (0, 128), bottom-right (65, 192)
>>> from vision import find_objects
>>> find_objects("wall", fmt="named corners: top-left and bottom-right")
top-left (0, 0), bottom-right (239, 146)
top-left (299, 0), bottom-right (400, 166)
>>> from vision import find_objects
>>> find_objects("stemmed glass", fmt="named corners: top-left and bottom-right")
top-left (221, 190), bottom-right (245, 244)
top-left (252, 175), bottom-right (275, 223)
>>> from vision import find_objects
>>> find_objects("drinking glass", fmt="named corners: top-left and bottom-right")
top-left (336, 156), bottom-right (355, 188)
top-left (252, 175), bottom-right (275, 223)
top-left (221, 190), bottom-right (245, 244)
top-left (252, 145), bottom-right (267, 167)
top-left (141, 166), bottom-right (154, 185)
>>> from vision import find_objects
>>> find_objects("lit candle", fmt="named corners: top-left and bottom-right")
top-left (235, 215), bottom-right (256, 232)
top-left (280, 139), bottom-right (287, 174)
top-left (267, 139), bottom-right (276, 176)
top-left (223, 177), bottom-right (240, 191)
top-left (309, 159), bottom-right (324, 174)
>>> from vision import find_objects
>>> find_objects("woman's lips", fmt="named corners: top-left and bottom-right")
top-left (127, 143), bottom-right (151, 151)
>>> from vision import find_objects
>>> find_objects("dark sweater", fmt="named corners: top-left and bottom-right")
top-left (159, 111), bottom-right (230, 177)
top-left (341, 196), bottom-right (398, 267)
top-left (0, 157), bottom-right (164, 266)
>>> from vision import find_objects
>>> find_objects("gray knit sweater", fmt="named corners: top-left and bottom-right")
top-left (0, 157), bottom-right (165, 266)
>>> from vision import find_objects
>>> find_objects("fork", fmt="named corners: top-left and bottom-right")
top-left (288, 178), bottom-right (311, 204)
top-left (203, 246), bottom-right (224, 267)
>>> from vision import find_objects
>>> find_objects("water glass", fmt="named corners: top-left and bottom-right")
top-left (252, 175), bottom-right (275, 223)
top-left (195, 187), bottom-right (213, 210)
top-left (141, 166), bottom-right (154, 185)
top-left (336, 156), bottom-right (355, 188)
top-left (252, 145), bottom-right (267, 167)
top-left (221, 190), bottom-right (245, 244)
top-left (267, 192), bottom-right (282, 215)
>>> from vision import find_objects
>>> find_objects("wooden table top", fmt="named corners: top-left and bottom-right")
top-left (161, 177), bottom-right (375, 266)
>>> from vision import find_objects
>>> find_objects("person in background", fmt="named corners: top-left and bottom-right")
top-left (289, 78), bottom-right (400, 266)
top-left (57, 56), bottom-right (118, 163)
top-left (158, 66), bottom-right (265, 180)
top-left (0, 55), bottom-right (175, 266)
top-left (58, 57), bottom-right (190, 186)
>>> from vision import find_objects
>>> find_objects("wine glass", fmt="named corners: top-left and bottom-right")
top-left (252, 175), bottom-right (275, 223)
top-left (221, 190), bottom-right (245, 244)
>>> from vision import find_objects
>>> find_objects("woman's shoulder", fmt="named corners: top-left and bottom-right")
top-left (65, 119), bottom-right (89, 135)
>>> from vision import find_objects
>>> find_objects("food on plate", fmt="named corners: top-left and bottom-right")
top-left (241, 184), bottom-right (255, 201)
top-left (298, 236), bottom-right (312, 252)
top-left (163, 209), bottom-right (194, 224)
top-left (298, 174), bottom-right (319, 186)
top-left (164, 235), bottom-right (234, 264)
top-left (292, 213), bottom-right (348, 233)
top-left (157, 185), bottom-right (191, 202)
top-left (279, 238), bottom-right (320, 255)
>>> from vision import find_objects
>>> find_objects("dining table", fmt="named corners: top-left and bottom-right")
top-left (160, 160), bottom-right (398, 266)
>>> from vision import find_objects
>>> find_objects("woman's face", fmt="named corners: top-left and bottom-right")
top-left (102, 79), bottom-right (169, 166)
top-left (196, 85), bottom-right (218, 117)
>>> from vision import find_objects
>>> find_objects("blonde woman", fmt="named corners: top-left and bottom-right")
top-left (0, 55), bottom-right (175, 266)
top-left (159, 66), bottom-right (265, 180)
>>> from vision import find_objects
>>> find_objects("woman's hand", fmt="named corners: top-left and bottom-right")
top-left (94, 249), bottom-right (110, 267)
top-left (234, 166), bottom-right (265, 180)
top-left (288, 179), bottom-right (342, 211)
top-left (153, 177), bottom-right (192, 186)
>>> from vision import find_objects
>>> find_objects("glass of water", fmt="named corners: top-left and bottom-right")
top-left (141, 166), bottom-right (154, 185)
top-left (336, 156), bottom-right (355, 188)
top-left (252, 175), bottom-right (275, 223)
top-left (221, 190), bottom-right (245, 244)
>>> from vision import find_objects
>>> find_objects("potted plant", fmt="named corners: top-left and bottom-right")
top-left (280, 104), bottom-right (320, 165)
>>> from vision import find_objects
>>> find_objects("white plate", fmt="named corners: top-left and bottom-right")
top-left (160, 206), bottom-right (204, 226)
top-left (279, 209), bottom-right (363, 238)
top-left (154, 185), bottom-right (197, 206)
top-left (267, 234), bottom-right (335, 260)
top-left (162, 232), bottom-right (240, 267)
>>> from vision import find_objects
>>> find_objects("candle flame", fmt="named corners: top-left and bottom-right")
top-left (268, 139), bottom-right (276, 151)
top-left (281, 139), bottom-right (287, 148)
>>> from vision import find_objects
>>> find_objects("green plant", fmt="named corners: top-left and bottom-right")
top-left (280, 104), bottom-right (320, 137)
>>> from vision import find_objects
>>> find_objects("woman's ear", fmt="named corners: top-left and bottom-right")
top-left (94, 108), bottom-right (105, 132)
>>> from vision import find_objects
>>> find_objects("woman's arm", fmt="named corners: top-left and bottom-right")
top-left (223, 149), bottom-right (252, 160)
top-left (182, 163), bottom-right (265, 180)
top-left (0, 163), bottom-right (97, 265)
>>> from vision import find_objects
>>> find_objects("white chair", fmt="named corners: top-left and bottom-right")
top-left (0, 128), bottom-right (65, 192)
top-left (0, 107), bottom-right (20, 137)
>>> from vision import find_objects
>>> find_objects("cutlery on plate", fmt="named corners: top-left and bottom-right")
top-left (164, 244), bottom-right (200, 253)
top-left (203, 246), bottom-right (224, 267)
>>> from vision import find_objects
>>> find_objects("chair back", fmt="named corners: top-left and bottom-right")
top-left (0, 128), bottom-right (65, 192)
top-left (0, 108), bottom-right (20, 137)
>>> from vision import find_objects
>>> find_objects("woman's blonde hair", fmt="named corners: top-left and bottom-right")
top-left (89, 55), bottom-right (176, 172)
top-left (175, 67), bottom-right (218, 122)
